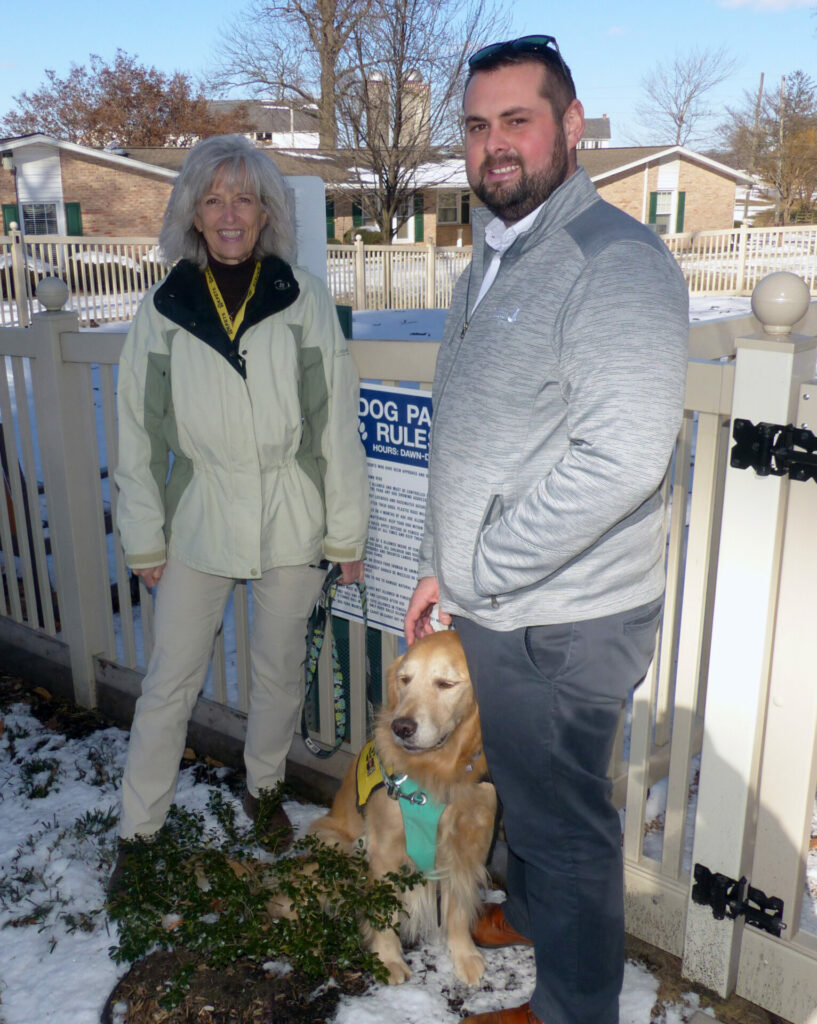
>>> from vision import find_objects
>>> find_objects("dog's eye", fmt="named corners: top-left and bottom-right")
top-left (397, 674), bottom-right (411, 686)
top-left (435, 679), bottom-right (456, 690)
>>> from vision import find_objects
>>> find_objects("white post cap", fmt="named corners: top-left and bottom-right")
top-left (751, 271), bottom-right (810, 336)
top-left (36, 276), bottom-right (69, 312)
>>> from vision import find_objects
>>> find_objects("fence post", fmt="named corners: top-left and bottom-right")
top-left (426, 239), bottom-right (436, 308)
top-left (9, 223), bottom-right (30, 328)
top-left (735, 222), bottom-right (749, 294)
top-left (382, 245), bottom-right (392, 309)
top-left (27, 279), bottom-right (112, 707)
top-left (680, 272), bottom-right (815, 996)
top-left (354, 236), bottom-right (366, 310)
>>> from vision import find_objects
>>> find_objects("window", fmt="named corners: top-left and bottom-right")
top-left (437, 190), bottom-right (470, 225)
top-left (352, 201), bottom-right (378, 231)
top-left (394, 199), bottom-right (412, 242)
top-left (650, 192), bottom-right (673, 235)
top-left (392, 195), bottom-right (424, 243)
top-left (326, 198), bottom-right (336, 240)
top-left (23, 203), bottom-right (58, 235)
top-left (648, 191), bottom-right (685, 235)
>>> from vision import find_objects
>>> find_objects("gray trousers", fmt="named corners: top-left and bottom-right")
top-left (119, 558), bottom-right (326, 839)
top-left (454, 598), bottom-right (662, 1024)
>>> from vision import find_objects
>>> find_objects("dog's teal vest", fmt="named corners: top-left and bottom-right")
top-left (355, 739), bottom-right (446, 876)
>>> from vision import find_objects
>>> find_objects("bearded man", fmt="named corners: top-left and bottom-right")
top-left (405, 36), bottom-right (689, 1024)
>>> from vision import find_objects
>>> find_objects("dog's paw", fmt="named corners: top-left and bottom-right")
top-left (451, 948), bottom-right (485, 985)
top-left (384, 957), bottom-right (412, 984)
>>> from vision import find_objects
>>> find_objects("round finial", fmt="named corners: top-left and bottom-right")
top-left (751, 272), bottom-right (811, 336)
top-left (36, 276), bottom-right (69, 312)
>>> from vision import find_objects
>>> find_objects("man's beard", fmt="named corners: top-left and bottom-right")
top-left (470, 127), bottom-right (569, 224)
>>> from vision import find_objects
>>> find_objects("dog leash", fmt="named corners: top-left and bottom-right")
top-left (301, 563), bottom-right (370, 758)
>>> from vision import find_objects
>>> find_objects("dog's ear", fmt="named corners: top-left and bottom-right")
top-left (385, 651), bottom-right (405, 710)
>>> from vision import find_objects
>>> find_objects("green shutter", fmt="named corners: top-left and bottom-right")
top-left (648, 192), bottom-right (658, 224)
top-left (675, 191), bottom-right (686, 233)
top-left (65, 202), bottom-right (82, 236)
top-left (352, 202), bottom-right (363, 228)
top-left (326, 198), bottom-right (335, 240)
top-left (413, 194), bottom-right (424, 242)
top-left (2, 204), bottom-right (19, 233)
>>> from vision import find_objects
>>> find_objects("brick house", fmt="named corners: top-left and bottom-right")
top-left (0, 134), bottom-right (176, 237)
top-left (578, 146), bottom-right (747, 236)
top-left (1, 133), bottom-right (749, 249)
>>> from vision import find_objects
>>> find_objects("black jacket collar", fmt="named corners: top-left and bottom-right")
top-left (153, 255), bottom-right (300, 378)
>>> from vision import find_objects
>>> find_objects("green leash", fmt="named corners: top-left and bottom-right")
top-left (301, 563), bottom-right (369, 759)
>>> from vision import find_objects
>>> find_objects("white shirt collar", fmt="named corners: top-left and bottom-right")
top-left (483, 199), bottom-right (547, 256)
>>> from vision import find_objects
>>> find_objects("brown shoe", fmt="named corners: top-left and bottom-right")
top-left (471, 903), bottom-right (533, 948)
top-left (461, 1002), bottom-right (542, 1024)
top-left (243, 789), bottom-right (294, 850)
top-left (106, 839), bottom-right (137, 901)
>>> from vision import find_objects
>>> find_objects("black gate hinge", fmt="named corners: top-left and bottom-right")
top-left (692, 863), bottom-right (786, 937)
top-left (731, 418), bottom-right (817, 483)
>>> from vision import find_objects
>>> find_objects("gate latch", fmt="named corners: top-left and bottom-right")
top-left (731, 418), bottom-right (817, 483)
top-left (692, 863), bottom-right (786, 937)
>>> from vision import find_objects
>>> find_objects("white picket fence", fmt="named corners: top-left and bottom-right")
top-left (1, 278), bottom-right (817, 1022)
top-left (7, 223), bottom-right (817, 326)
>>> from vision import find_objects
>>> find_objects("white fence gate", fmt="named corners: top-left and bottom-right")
top-left (0, 277), bottom-right (816, 1022)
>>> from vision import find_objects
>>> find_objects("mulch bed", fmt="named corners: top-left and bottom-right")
top-left (100, 951), bottom-right (370, 1024)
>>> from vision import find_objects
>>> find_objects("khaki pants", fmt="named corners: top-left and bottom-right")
top-left (119, 558), bottom-right (326, 839)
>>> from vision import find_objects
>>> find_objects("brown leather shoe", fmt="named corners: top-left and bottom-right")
top-left (461, 1002), bottom-right (542, 1024)
top-left (471, 903), bottom-right (533, 948)
top-left (243, 789), bottom-right (294, 850)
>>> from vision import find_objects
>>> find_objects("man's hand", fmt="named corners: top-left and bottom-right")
top-left (132, 563), bottom-right (166, 588)
top-left (404, 576), bottom-right (450, 644)
top-left (338, 560), bottom-right (365, 584)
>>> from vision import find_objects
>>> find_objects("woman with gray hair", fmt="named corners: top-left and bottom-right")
top-left (110, 135), bottom-right (368, 886)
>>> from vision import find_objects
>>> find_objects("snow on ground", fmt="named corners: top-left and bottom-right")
top-left (352, 296), bottom-right (755, 340)
top-left (0, 695), bottom-right (711, 1024)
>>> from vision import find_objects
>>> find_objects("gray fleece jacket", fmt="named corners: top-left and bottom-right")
top-left (418, 168), bottom-right (689, 629)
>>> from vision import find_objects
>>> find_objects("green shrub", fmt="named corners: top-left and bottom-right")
top-left (342, 227), bottom-right (384, 244)
top-left (107, 786), bottom-right (422, 1009)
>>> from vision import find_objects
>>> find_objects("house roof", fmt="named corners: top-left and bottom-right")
top-left (208, 100), bottom-right (318, 134)
top-left (1, 133), bottom-right (752, 201)
top-left (123, 145), bottom-right (359, 184)
top-left (578, 145), bottom-right (751, 184)
top-left (583, 117), bottom-right (611, 141)
top-left (0, 133), bottom-right (178, 181)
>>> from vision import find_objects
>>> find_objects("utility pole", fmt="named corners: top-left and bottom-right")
top-left (775, 75), bottom-right (785, 226)
top-left (742, 72), bottom-right (764, 225)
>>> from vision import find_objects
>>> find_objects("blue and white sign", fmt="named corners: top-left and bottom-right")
top-left (332, 383), bottom-right (432, 635)
top-left (357, 387), bottom-right (432, 467)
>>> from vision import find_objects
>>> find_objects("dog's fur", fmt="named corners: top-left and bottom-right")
top-left (308, 629), bottom-right (497, 985)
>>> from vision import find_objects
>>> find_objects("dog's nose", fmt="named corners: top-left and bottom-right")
top-left (391, 717), bottom-right (417, 741)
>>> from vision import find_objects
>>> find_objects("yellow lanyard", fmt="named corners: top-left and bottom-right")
top-left (205, 261), bottom-right (261, 341)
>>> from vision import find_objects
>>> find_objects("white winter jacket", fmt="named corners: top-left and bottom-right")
top-left (114, 255), bottom-right (368, 579)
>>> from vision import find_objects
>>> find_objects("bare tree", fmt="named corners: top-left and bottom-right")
top-left (338, 0), bottom-right (504, 240)
top-left (0, 50), bottom-right (249, 148)
top-left (211, 0), bottom-right (505, 235)
top-left (634, 47), bottom-right (739, 147)
top-left (210, 0), bottom-right (374, 148)
top-left (719, 70), bottom-right (817, 225)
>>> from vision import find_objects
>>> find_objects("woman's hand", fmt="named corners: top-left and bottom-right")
top-left (338, 560), bottom-right (365, 584)
top-left (132, 564), bottom-right (166, 589)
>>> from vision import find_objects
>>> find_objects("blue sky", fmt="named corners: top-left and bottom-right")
top-left (1, 0), bottom-right (814, 147)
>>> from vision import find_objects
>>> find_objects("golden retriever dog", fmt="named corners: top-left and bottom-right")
top-left (307, 629), bottom-right (497, 985)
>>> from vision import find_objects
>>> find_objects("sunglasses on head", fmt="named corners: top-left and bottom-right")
top-left (468, 34), bottom-right (571, 82)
